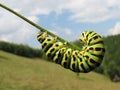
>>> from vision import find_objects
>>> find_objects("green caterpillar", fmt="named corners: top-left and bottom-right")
top-left (37, 31), bottom-right (105, 73)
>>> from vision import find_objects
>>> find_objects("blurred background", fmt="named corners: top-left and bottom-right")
top-left (0, 0), bottom-right (120, 90)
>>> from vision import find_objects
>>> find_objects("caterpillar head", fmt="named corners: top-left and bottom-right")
top-left (79, 31), bottom-right (87, 44)
top-left (79, 31), bottom-right (93, 45)
top-left (37, 32), bottom-right (48, 42)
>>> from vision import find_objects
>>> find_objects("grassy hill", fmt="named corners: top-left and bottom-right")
top-left (0, 50), bottom-right (120, 90)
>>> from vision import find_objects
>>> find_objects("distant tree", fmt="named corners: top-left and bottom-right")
top-left (0, 41), bottom-right (43, 58)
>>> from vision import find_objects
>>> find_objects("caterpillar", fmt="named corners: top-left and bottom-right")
top-left (37, 31), bottom-right (105, 73)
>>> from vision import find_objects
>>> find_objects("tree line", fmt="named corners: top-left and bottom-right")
top-left (0, 41), bottom-right (43, 58)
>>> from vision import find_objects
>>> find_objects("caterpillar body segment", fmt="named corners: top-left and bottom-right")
top-left (61, 48), bottom-right (73, 69)
top-left (37, 31), bottom-right (105, 73)
top-left (53, 47), bottom-right (66, 64)
top-left (46, 42), bottom-right (65, 58)
top-left (80, 31), bottom-right (103, 46)
top-left (42, 37), bottom-right (56, 53)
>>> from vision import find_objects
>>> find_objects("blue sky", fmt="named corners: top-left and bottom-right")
top-left (0, 0), bottom-right (120, 48)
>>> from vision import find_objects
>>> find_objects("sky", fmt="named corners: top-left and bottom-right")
top-left (0, 0), bottom-right (120, 48)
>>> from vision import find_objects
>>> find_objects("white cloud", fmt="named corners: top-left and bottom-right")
top-left (50, 24), bottom-right (78, 41)
top-left (109, 22), bottom-right (120, 35)
top-left (65, 0), bottom-right (120, 23)
top-left (51, 24), bottom-right (72, 35)
top-left (0, 0), bottom-right (67, 16)
top-left (0, 7), bottom-right (38, 47)
top-left (1, 0), bottom-right (120, 23)
top-left (64, 28), bottom-right (72, 35)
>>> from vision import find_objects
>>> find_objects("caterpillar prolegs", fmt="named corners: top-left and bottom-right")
top-left (37, 31), bottom-right (105, 73)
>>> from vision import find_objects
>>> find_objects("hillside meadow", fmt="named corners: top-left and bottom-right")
top-left (0, 50), bottom-right (120, 90)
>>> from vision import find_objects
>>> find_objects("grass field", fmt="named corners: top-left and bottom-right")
top-left (0, 50), bottom-right (120, 90)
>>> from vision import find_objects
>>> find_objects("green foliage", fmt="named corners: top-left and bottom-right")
top-left (101, 34), bottom-right (120, 80)
top-left (0, 41), bottom-right (43, 58)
